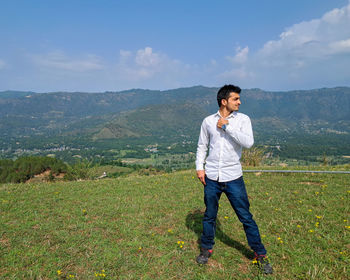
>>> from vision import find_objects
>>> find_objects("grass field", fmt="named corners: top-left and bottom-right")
top-left (1, 169), bottom-right (349, 279)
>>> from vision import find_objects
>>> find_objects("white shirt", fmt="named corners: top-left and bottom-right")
top-left (196, 111), bottom-right (254, 182)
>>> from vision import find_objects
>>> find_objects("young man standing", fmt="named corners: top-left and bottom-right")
top-left (195, 84), bottom-right (272, 274)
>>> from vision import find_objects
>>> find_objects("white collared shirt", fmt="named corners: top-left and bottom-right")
top-left (196, 111), bottom-right (254, 182)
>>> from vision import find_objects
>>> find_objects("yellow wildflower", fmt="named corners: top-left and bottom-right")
top-left (344, 219), bottom-right (348, 222)
top-left (308, 209), bottom-right (312, 212)
top-left (252, 259), bottom-right (258, 264)
top-left (297, 225), bottom-right (301, 228)
top-left (309, 229), bottom-right (314, 233)
top-left (345, 226), bottom-right (350, 229)
top-left (177, 240), bottom-right (184, 248)
top-left (277, 237), bottom-right (283, 243)
top-left (57, 270), bottom-right (62, 275)
top-left (316, 215), bottom-right (322, 219)
top-left (95, 270), bottom-right (106, 278)
top-left (224, 216), bottom-right (229, 219)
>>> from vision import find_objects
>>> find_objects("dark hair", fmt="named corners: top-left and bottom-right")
top-left (217, 84), bottom-right (241, 107)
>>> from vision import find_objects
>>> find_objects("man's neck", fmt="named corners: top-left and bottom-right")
top-left (219, 107), bottom-right (233, 118)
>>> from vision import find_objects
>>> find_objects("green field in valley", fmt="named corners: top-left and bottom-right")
top-left (1, 169), bottom-right (349, 279)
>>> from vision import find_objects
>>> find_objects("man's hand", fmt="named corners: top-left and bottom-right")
top-left (197, 170), bottom-right (206, 186)
top-left (217, 117), bottom-right (228, 129)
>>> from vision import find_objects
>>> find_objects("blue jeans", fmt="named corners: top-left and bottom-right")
top-left (201, 176), bottom-right (267, 255)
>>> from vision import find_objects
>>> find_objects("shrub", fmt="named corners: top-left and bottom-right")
top-left (64, 159), bottom-right (93, 181)
top-left (241, 147), bottom-right (265, 167)
top-left (0, 156), bottom-right (68, 183)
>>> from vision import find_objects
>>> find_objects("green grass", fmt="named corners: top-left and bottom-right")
top-left (86, 165), bottom-right (133, 178)
top-left (1, 169), bottom-right (349, 279)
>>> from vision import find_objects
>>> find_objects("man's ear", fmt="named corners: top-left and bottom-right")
top-left (221, 99), bottom-right (227, 107)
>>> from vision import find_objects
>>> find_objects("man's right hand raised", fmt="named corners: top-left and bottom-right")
top-left (196, 170), bottom-right (206, 186)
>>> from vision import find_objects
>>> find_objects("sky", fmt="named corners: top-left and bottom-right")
top-left (1, 0), bottom-right (350, 92)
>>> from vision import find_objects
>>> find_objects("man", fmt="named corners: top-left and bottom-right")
top-left (195, 84), bottom-right (272, 274)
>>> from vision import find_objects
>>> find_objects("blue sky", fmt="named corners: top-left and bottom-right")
top-left (1, 0), bottom-right (350, 92)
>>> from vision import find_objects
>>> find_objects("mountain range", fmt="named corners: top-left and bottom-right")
top-left (1, 86), bottom-right (350, 159)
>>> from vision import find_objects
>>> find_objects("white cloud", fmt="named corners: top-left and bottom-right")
top-left (226, 46), bottom-right (249, 64)
top-left (119, 50), bottom-right (132, 59)
top-left (116, 47), bottom-right (187, 83)
top-left (329, 38), bottom-right (350, 53)
top-left (221, 46), bottom-right (250, 85)
top-left (135, 47), bottom-right (161, 67)
top-left (220, 1), bottom-right (350, 90)
top-left (2, 3), bottom-right (350, 92)
top-left (322, 4), bottom-right (348, 24)
top-left (259, 2), bottom-right (350, 63)
top-left (31, 51), bottom-right (104, 72)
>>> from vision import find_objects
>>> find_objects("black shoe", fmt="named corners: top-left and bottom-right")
top-left (254, 254), bottom-right (273, 274)
top-left (196, 248), bottom-right (213, 264)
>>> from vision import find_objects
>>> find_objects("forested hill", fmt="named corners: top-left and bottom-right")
top-left (1, 86), bottom-right (349, 120)
top-left (1, 86), bottom-right (349, 140)
top-left (0, 86), bottom-right (216, 118)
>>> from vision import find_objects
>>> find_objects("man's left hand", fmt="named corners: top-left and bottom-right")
top-left (217, 118), bottom-right (228, 129)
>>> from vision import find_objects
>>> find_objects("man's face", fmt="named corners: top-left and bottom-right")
top-left (224, 92), bottom-right (241, 112)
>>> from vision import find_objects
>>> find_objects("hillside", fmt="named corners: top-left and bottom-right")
top-left (1, 169), bottom-right (349, 279)
top-left (93, 103), bottom-right (207, 140)
top-left (1, 86), bottom-right (350, 162)
top-left (1, 86), bottom-right (350, 138)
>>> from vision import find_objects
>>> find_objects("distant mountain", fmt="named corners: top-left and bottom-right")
top-left (241, 87), bottom-right (350, 121)
top-left (0, 86), bottom-right (217, 137)
top-left (93, 103), bottom-right (208, 140)
top-left (0, 90), bottom-right (37, 99)
top-left (0, 86), bottom-right (216, 119)
top-left (1, 86), bottom-right (350, 146)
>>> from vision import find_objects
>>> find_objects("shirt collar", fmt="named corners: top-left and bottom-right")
top-left (216, 110), bottom-right (237, 119)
